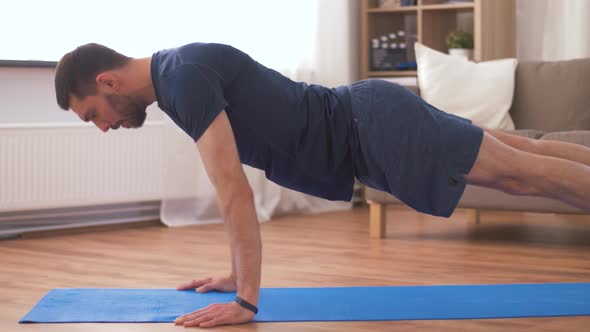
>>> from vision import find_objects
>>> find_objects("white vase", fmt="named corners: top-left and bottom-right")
top-left (448, 48), bottom-right (473, 61)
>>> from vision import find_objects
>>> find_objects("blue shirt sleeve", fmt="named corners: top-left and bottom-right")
top-left (170, 64), bottom-right (228, 142)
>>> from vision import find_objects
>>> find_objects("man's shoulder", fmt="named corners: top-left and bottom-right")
top-left (178, 42), bottom-right (239, 53)
top-left (153, 42), bottom-right (250, 108)
top-left (157, 43), bottom-right (248, 79)
top-left (177, 42), bottom-right (247, 64)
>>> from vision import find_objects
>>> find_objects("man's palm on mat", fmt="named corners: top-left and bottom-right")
top-left (174, 276), bottom-right (254, 328)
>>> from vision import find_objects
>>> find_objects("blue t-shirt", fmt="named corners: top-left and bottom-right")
top-left (151, 43), bottom-right (355, 201)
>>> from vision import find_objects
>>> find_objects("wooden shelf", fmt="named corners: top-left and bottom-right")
top-left (367, 6), bottom-right (418, 13)
top-left (360, 0), bottom-right (516, 80)
top-left (368, 70), bottom-right (417, 77)
top-left (421, 3), bottom-right (474, 10)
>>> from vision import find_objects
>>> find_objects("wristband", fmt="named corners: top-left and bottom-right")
top-left (234, 296), bottom-right (258, 315)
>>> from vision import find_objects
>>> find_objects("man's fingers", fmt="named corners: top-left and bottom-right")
top-left (184, 312), bottom-right (225, 327)
top-left (199, 314), bottom-right (230, 328)
top-left (183, 313), bottom-right (214, 327)
top-left (175, 278), bottom-right (211, 290)
top-left (176, 278), bottom-right (212, 290)
top-left (196, 283), bottom-right (215, 293)
top-left (176, 311), bottom-right (208, 325)
top-left (174, 305), bottom-right (213, 324)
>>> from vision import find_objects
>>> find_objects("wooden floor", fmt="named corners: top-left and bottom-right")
top-left (2, 205), bottom-right (590, 331)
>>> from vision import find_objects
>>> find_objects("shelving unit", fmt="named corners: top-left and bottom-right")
top-left (360, 0), bottom-right (516, 79)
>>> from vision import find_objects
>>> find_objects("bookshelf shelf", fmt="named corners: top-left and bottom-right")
top-left (360, 0), bottom-right (516, 79)
top-left (421, 3), bottom-right (475, 10)
top-left (367, 6), bottom-right (418, 13)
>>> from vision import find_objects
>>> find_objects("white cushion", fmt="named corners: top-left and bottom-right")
top-left (415, 43), bottom-right (518, 130)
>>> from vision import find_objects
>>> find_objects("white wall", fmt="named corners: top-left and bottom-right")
top-left (517, 0), bottom-right (590, 61)
top-left (516, 0), bottom-right (546, 61)
top-left (312, 0), bottom-right (360, 87)
top-left (0, 67), bottom-right (73, 124)
top-left (0, 67), bottom-right (164, 124)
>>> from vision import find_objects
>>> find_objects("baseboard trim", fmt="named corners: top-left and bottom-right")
top-left (0, 201), bottom-right (161, 239)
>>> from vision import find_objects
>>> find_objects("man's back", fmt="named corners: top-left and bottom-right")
top-left (151, 43), bottom-right (356, 200)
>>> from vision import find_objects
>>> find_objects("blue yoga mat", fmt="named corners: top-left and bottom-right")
top-left (20, 283), bottom-right (590, 323)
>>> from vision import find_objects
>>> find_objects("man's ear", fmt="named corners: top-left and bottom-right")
top-left (96, 72), bottom-right (120, 92)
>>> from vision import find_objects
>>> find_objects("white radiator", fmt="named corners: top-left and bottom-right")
top-left (0, 122), bottom-right (164, 237)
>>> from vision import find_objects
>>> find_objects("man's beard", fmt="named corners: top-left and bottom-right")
top-left (105, 93), bottom-right (148, 128)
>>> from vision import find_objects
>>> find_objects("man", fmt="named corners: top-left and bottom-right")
top-left (54, 43), bottom-right (590, 327)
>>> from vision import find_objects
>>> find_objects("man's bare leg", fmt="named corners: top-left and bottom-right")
top-left (484, 128), bottom-right (590, 167)
top-left (465, 131), bottom-right (590, 212)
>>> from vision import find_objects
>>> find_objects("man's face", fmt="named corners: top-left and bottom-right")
top-left (69, 92), bottom-right (148, 133)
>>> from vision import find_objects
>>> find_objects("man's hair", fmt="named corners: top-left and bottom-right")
top-left (54, 43), bottom-right (131, 110)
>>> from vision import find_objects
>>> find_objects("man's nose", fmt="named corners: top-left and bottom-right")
top-left (93, 120), bottom-right (109, 133)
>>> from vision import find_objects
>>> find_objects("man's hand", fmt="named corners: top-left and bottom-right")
top-left (175, 277), bottom-right (253, 327)
top-left (176, 276), bottom-right (237, 293)
top-left (174, 301), bottom-right (255, 328)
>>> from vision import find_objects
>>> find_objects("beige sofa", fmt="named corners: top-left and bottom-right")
top-left (365, 58), bottom-right (590, 238)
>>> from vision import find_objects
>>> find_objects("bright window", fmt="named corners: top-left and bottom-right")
top-left (2, 0), bottom-right (317, 71)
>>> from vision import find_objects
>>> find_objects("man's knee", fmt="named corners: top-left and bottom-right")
top-left (483, 128), bottom-right (540, 154)
top-left (466, 132), bottom-right (544, 196)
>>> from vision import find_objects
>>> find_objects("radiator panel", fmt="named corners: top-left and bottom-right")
top-left (0, 123), bottom-right (163, 212)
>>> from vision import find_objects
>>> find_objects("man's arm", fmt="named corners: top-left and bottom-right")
top-left (174, 110), bottom-right (262, 328)
top-left (197, 110), bottom-right (262, 304)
